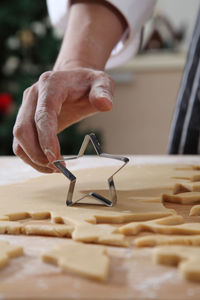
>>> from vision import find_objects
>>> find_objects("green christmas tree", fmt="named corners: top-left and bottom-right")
top-left (0, 0), bottom-right (93, 156)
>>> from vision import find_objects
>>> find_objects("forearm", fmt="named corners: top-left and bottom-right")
top-left (53, 0), bottom-right (126, 71)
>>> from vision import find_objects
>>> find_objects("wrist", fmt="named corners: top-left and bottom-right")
top-left (53, 58), bottom-right (103, 72)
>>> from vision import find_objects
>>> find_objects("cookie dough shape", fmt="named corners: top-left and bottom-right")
top-left (135, 234), bottom-right (200, 247)
top-left (163, 192), bottom-right (200, 204)
top-left (72, 223), bottom-right (128, 247)
top-left (42, 242), bottom-right (109, 281)
top-left (173, 183), bottom-right (200, 194)
top-left (0, 220), bottom-right (73, 237)
top-left (119, 215), bottom-right (200, 235)
top-left (154, 245), bottom-right (200, 282)
top-left (0, 241), bottom-right (23, 269)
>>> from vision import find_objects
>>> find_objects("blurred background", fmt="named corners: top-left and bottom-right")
top-left (0, 0), bottom-right (199, 156)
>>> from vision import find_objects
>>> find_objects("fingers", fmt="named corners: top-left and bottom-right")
top-left (89, 72), bottom-right (114, 111)
top-left (12, 140), bottom-right (54, 173)
top-left (35, 72), bottom-right (65, 163)
top-left (13, 84), bottom-right (55, 171)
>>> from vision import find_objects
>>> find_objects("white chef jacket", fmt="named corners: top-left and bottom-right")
top-left (46, 0), bottom-right (156, 69)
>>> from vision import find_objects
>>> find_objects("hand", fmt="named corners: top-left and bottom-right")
top-left (13, 68), bottom-right (114, 173)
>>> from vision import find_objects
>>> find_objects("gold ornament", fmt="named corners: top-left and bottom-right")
top-left (18, 29), bottom-right (35, 48)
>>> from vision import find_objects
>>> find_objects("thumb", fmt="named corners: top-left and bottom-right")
top-left (89, 74), bottom-right (114, 112)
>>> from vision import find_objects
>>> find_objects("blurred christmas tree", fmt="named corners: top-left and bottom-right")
top-left (0, 0), bottom-right (90, 156)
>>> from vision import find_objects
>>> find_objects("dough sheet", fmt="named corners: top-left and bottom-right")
top-left (1, 163), bottom-right (200, 282)
top-left (0, 165), bottom-right (184, 246)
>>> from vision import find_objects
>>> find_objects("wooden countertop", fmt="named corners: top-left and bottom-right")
top-left (0, 155), bottom-right (200, 300)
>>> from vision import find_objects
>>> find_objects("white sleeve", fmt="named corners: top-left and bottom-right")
top-left (46, 0), bottom-right (157, 69)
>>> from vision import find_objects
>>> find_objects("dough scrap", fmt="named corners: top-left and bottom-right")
top-left (0, 220), bottom-right (73, 237)
top-left (24, 223), bottom-right (74, 238)
top-left (153, 245), bottom-right (200, 282)
top-left (119, 215), bottom-right (200, 236)
top-left (72, 223), bottom-right (128, 247)
top-left (190, 205), bottom-right (200, 216)
top-left (0, 220), bottom-right (23, 234)
top-left (0, 241), bottom-right (23, 269)
top-left (41, 242), bottom-right (109, 281)
top-left (162, 192), bottom-right (200, 204)
top-left (173, 183), bottom-right (200, 194)
top-left (135, 234), bottom-right (200, 247)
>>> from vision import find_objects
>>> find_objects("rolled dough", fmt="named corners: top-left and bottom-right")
top-left (154, 245), bottom-right (200, 282)
top-left (41, 241), bottom-right (109, 281)
top-left (0, 240), bottom-right (23, 269)
top-left (0, 165), bottom-right (181, 246)
top-left (1, 163), bottom-right (200, 282)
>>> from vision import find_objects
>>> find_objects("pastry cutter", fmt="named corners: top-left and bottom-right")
top-left (53, 133), bottom-right (129, 207)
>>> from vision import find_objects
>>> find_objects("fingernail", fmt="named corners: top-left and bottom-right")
top-left (44, 148), bottom-right (56, 163)
top-left (100, 92), bottom-right (113, 102)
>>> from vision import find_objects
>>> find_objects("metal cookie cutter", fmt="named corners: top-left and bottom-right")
top-left (53, 133), bottom-right (129, 207)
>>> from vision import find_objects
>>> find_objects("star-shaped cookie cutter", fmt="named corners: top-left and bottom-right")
top-left (53, 133), bottom-right (129, 207)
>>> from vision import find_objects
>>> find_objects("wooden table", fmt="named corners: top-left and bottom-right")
top-left (0, 155), bottom-right (200, 300)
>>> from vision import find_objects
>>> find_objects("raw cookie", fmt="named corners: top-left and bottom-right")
top-left (41, 241), bottom-right (109, 281)
top-left (0, 241), bottom-right (23, 269)
top-left (24, 223), bottom-right (73, 238)
top-left (119, 215), bottom-right (200, 235)
top-left (135, 234), bottom-right (200, 247)
top-left (153, 245), bottom-right (200, 282)
top-left (162, 192), bottom-right (200, 204)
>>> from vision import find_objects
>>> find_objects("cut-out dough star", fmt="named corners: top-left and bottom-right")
top-left (41, 241), bottom-right (109, 281)
top-left (154, 245), bottom-right (200, 282)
